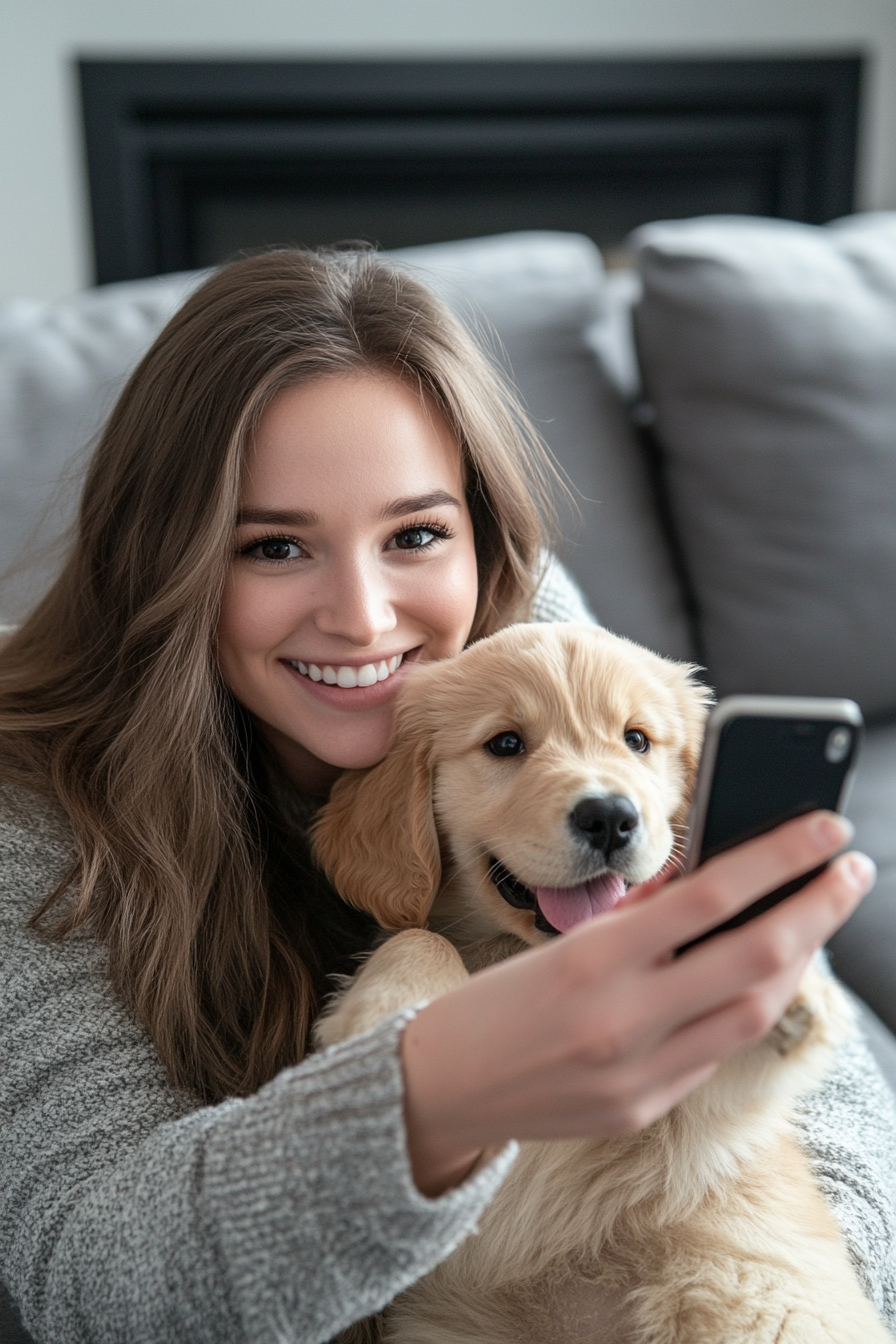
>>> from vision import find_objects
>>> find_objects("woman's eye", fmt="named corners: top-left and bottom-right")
top-left (485, 731), bottom-right (526, 757)
top-left (625, 728), bottom-right (650, 754)
top-left (390, 523), bottom-right (451, 552)
top-left (392, 527), bottom-right (439, 550)
top-left (244, 537), bottom-right (303, 562)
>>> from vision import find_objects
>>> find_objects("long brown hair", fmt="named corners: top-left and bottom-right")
top-left (0, 248), bottom-right (557, 1101)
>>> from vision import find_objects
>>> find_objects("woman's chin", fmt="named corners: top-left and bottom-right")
top-left (256, 716), bottom-right (393, 792)
top-left (322, 738), bottom-right (392, 772)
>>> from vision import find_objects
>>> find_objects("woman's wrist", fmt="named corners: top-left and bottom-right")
top-left (400, 995), bottom-right (495, 1198)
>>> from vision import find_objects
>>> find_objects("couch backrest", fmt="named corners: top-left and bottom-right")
top-left (10, 218), bottom-right (894, 715)
top-left (0, 273), bottom-right (204, 615)
top-left (0, 233), bottom-right (695, 659)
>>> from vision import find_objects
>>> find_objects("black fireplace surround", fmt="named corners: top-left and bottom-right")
top-left (78, 55), bottom-right (862, 285)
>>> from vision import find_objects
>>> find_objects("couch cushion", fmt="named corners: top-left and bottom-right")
top-left (0, 274), bottom-right (204, 617)
top-left (631, 213), bottom-right (896, 717)
top-left (0, 235), bottom-right (693, 658)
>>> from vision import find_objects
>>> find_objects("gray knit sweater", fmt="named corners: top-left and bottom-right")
top-left (2, 561), bottom-right (896, 1342)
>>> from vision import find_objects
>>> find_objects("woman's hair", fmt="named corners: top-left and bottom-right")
top-left (0, 248), bottom-right (558, 1101)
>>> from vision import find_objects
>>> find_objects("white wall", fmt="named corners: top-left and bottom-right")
top-left (2, 0), bottom-right (895, 303)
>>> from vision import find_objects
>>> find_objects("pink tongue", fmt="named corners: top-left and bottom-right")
top-left (533, 873), bottom-right (627, 933)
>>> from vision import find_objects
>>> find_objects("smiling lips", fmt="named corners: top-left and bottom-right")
top-left (288, 653), bottom-right (404, 689)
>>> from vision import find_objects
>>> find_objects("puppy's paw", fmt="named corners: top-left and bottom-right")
top-left (314, 929), bottom-right (470, 1048)
top-left (768, 998), bottom-right (815, 1057)
top-left (768, 964), bottom-right (856, 1061)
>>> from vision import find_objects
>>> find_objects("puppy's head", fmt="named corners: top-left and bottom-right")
top-left (312, 624), bottom-right (712, 943)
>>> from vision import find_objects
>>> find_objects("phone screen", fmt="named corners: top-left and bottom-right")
top-left (676, 700), bottom-right (862, 955)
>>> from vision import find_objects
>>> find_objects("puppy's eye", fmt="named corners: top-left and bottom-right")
top-left (625, 728), bottom-right (650, 754)
top-left (485, 731), bottom-right (526, 757)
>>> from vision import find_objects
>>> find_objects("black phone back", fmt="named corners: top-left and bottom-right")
top-left (677, 696), bottom-right (862, 954)
top-left (700, 714), bottom-right (859, 861)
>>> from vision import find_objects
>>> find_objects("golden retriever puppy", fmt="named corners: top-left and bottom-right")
top-left (312, 624), bottom-right (888, 1344)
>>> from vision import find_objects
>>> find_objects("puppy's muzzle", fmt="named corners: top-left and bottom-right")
top-left (570, 794), bottom-right (640, 858)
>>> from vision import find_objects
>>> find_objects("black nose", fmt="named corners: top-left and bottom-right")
top-left (569, 794), bottom-right (640, 856)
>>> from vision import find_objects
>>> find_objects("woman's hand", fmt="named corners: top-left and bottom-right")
top-left (400, 810), bottom-right (875, 1197)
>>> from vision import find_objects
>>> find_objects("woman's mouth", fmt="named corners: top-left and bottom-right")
top-left (286, 652), bottom-right (406, 689)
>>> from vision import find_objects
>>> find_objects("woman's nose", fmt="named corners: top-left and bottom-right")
top-left (312, 556), bottom-right (398, 648)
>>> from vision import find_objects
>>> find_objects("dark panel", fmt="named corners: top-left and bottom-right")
top-left (187, 167), bottom-right (773, 271)
top-left (78, 57), bottom-right (862, 284)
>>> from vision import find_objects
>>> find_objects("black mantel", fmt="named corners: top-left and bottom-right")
top-left (78, 55), bottom-right (862, 285)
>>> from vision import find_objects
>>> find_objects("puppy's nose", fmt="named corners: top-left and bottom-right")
top-left (570, 795), bottom-right (639, 856)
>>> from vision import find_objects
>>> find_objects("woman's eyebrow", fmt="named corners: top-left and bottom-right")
top-left (379, 490), bottom-right (461, 520)
top-left (237, 507), bottom-right (320, 527)
top-left (236, 491), bottom-right (460, 529)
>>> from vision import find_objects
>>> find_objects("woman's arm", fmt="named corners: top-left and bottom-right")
top-left (400, 812), bottom-right (871, 1189)
top-left (0, 789), bottom-right (515, 1344)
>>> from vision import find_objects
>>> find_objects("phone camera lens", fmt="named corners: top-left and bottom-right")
top-left (825, 727), bottom-right (852, 764)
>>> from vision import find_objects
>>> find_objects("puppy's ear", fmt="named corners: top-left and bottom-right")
top-left (670, 670), bottom-right (715, 830)
top-left (310, 729), bottom-right (440, 930)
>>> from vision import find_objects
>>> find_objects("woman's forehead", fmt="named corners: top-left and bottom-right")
top-left (240, 372), bottom-right (464, 513)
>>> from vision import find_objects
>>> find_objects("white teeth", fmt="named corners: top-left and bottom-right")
top-left (291, 653), bottom-right (405, 687)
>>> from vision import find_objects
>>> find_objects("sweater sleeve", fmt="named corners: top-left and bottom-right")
top-left (0, 787), bottom-right (516, 1344)
top-left (794, 1009), bottom-right (896, 1331)
top-left (530, 554), bottom-right (598, 626)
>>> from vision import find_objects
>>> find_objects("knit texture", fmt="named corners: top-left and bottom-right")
top-left (531, 553), bottom-right (596, 625)
top-left (795, 1026), bottom-right (896, 1328)
top-left (1, 559), bottom-right (895, 1340)
top-left (0, 783), bottom-right (517, 1343)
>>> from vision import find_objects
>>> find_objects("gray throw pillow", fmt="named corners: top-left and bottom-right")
top-left (631, 213), bottom-right (896, 717)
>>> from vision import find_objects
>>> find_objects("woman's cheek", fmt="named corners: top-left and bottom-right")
top-left (414, 545), bottom-right (479, 658)
top-left (218, 569), bottom-right (297, 654)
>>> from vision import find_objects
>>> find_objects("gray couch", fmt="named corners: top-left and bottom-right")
top-left (2, 219), bottom-right (896, 1341)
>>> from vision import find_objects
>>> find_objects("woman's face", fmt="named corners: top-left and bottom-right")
top-left (217, 372), bottom-right (480, 793)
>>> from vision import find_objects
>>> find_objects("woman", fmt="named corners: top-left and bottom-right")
top-left (0, 248), bottom-right (891, 1342)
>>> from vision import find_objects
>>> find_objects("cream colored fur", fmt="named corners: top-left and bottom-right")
top-left (312, 624), bottom-right (889, 1343)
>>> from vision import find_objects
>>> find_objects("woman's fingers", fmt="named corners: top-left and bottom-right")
top-left (640, 954), bottom-right (813, 1091)
top-left (612, 850), bottom-right (873, 1054)
top-left (554, 841), bottom-right (874, 1077)
top-left (658, 848), bottom-right (872, 1019)
top-left (580, 954), bottom-right (814, 1134)
top-left (613, 811), bottom-right (858, 966)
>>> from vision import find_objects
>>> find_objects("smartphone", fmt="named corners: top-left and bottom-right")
top-left (675, 695), bottom-right (863, 955)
